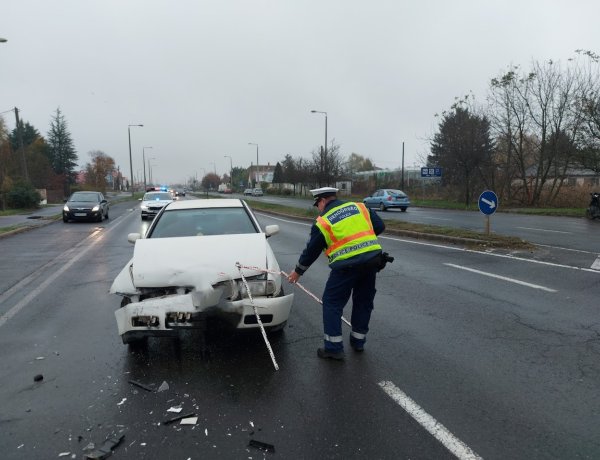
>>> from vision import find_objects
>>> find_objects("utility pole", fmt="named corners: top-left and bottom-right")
top-left (401, 141), bottom-right (405, 190)
top-left (14, 107), bottom-right (29, 182)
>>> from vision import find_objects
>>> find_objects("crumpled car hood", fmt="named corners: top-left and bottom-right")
top-left (131, 233), bottom-right (268, 290)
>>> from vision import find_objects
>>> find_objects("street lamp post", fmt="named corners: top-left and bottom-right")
top-left (224, 155), bottom-right (233, 190)
top-left (148, 157), bottom-right (157, 185)
top-left (248, 142), bottom-right (259, 186)
top-left (311, 110), bottom-right (328, 185)
top-left (142, 146), bottom-right (152, 191)
top-left (128, 124), bottom-right (144, 196)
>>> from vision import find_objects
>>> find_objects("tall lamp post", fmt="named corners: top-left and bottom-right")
top-left (224, 155), bottom-right (233, 190)
top-left (247, 142), bottom-right (259, 186)
top-left (128, 124), bottom-right (143, 196)
top-left (311, 110), bottom-right (327, 185)
top-left (142, 146), bottom-right (152, 191)
top-left (148, 157), bottom-right (157, 185)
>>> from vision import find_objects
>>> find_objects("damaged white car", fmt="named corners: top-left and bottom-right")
top-left (110, 199), bottom-right (294, 345)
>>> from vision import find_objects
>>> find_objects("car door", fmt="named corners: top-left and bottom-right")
top-left (365, 190), bottom-right (382, 208)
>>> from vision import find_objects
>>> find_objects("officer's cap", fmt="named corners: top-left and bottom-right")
top-left (310, 187), bottom-right (339, 206)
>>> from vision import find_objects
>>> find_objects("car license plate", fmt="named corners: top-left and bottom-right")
top-left (75, 212), bottom-right (87, 217)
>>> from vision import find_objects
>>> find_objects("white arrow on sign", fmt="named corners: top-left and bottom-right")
top-left (481, 197), bottom-right (496, 209)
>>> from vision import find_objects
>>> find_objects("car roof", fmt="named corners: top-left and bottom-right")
top-left (164, 198), bottom-right (245, 210)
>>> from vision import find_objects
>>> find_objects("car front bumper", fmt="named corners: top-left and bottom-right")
top-left (115, 292), bottom-right (294, 337)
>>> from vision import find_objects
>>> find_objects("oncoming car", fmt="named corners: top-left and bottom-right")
top-left (140, 191), bottom-right (175, 220)
top-left (363, 189), bottom-right (411, 212)
top-left (109, 198), bottom-right (294, 345)
top-left (63, 191), bottom-right (109, 222)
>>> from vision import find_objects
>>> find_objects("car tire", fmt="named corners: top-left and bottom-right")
top-left (379, 203), bottom-right (386, 212)
top-left (105, 209), bottom-right (109, 219)
top-left (400, 207), bottom-right (407, 212)
top-left (63, 216), bottom-right (68, 223)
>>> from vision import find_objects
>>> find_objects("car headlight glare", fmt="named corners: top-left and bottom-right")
top-left (141, 205), bottom-right (148, 210)
top-left (63, 205), bottom-right (69, 211)
top-left (92, 205), bottom-right (100, 212)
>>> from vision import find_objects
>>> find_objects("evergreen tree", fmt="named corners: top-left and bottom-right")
top-left (46, 108), bottom-right (78, 195)
top-left (429, 106), bottom-right (494, 206)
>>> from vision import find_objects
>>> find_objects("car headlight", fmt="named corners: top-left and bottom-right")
top-left (228, 274), bottom-right (276, 299)
top-left (63, 205), bottom-right (69, 211)
top-left (141, 205), bottom-right (148, 210)
top-left (92, 205), bottom-right (100, 212)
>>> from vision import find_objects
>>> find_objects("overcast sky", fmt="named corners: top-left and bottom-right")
top-left (2, 0), bottom-right (599, 185)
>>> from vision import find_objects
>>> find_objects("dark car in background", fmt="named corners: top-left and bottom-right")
top-left (63, 191), bottom-right (109, 222)
top-left (363, 189), bottom-right (411, 212)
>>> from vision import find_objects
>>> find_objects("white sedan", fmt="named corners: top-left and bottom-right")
top-left (139, 191), bottom-right (176, 220)
top-left (110, 199), bottom-right (294, 345)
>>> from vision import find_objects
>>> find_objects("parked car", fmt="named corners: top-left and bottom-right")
top-left (63, 191), bottom-right (109, 222)
top-left (110, 198), bottom-right (294, 345)
top-left (363, 189), bottom-right (411, 212)
top-left (243, 188), bottom-right (253, 196)
top-left (140, 191), bottom-right (175, 220)
top-left (252, 188), bottom-right (264, 196)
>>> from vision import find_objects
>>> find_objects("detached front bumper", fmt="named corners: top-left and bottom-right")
top-left (115, 291), bottom-right (294, 337)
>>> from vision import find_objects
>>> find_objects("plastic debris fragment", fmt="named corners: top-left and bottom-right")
top-left (116, 398), bottom-right (127, 406)
top-left (163, 412), bottom-right (196, 425)
top-left (167, 406), bottom-right (183, 413)
top-left (157, 381), bottom-right (169, 392)
top-left (180, 417), bottom-right (198, 425)
top-left (34, 374), bottom-right (44, 382)
top-left (128, 380), bottom-right (153, 392)
top-left (83, 434), bottom-right (124, 460)
top-left (248, 439), bottom-right (275, 453)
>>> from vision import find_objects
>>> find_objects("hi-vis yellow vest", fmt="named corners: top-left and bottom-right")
top-left (316, 202), bottom-right (382, 264)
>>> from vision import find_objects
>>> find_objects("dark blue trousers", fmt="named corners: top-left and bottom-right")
top-left (321, 263), bottom-right (377, 352)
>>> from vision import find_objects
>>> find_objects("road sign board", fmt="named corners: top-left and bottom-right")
top-left (421, 167), bottom-right (442, 177)
top-left (478, 190), bottom-right (498, 215)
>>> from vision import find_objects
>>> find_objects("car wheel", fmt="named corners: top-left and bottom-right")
top-left (63, 216), bottom-right (68, 223)
top-left (379, 203), bottom-right (386, 212)
top-left (121, 332), bottom-right (148, 347)
top-left (141, 215), bottom-right (145, 221)
top-left (105, 209), bottom-right (109, 219)
top-left (400, 207), bottom-right (407, 212)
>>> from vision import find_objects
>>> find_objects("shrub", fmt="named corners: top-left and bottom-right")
top-left (7, 182), bottom-right (42, 209)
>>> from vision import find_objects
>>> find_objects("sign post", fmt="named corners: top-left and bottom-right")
top-left (478, 190), bottom-right (498, 235)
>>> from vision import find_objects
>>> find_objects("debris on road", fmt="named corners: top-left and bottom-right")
top-left (179, 417), bottom-right (198, 425)
top-left (157, 381), bottom-right (169, 392)
top-left (128, 379), bottom-right (153, 392)
top-left (248, 439), bottom-right (275, 453)
top-left (167, 406), bottom-right (183, 413)
top-left (83, 434), bottom-right (124, 460)
top-left (116, 398), bottom-right (127, 406)
top-left (163, 412), bottom-right (196, 425)
top-left (33, 374), bottom-right (43, 382)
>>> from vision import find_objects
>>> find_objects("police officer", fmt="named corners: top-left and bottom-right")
top-left (288, 187), bottom-right (385, 360)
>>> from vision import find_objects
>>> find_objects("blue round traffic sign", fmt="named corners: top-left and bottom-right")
top-left (478, 190), bottom-right (498, 215)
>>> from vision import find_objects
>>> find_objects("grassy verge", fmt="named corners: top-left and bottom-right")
top-left (0, 225), bottom-right (24, 235)
top-left (244, 199), bottom-right (533, 250)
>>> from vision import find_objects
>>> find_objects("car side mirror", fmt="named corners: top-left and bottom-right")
top-left (264, 224), bottom-right (279, 237)
top-left (63, 199), bottom-right (67, 203)
top-left (127, 233), bottom-right (141, 244)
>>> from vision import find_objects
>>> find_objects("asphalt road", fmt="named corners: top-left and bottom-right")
top-left (0, 198), bottom-right (599, 459)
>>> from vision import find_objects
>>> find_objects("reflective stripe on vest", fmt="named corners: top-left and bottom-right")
top-left (316, 202), bottom-right (382, 264)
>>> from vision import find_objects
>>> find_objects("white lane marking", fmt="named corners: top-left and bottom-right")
top-left (258, 213), bottom-right (600, 274)
top-left (0, 215), bottom-right (132, 328)
top-left (516, 226), bottom-right (571, 234)
top-left (592, 256), bottom-right (600, 271)
top-left (535, 243), bottom-right (599, 255)
top-left (444, 263), bottom-right (557, 292)
top-left (378, 381), bottom-right (482, 460)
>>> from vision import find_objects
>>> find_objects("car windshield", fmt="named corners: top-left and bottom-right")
top-left (143, 192), bottom-right (172, 201)
top-left (149, 207), bottom-right (258, 238)
top-left (70, 193), bottom-right (99, 202)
